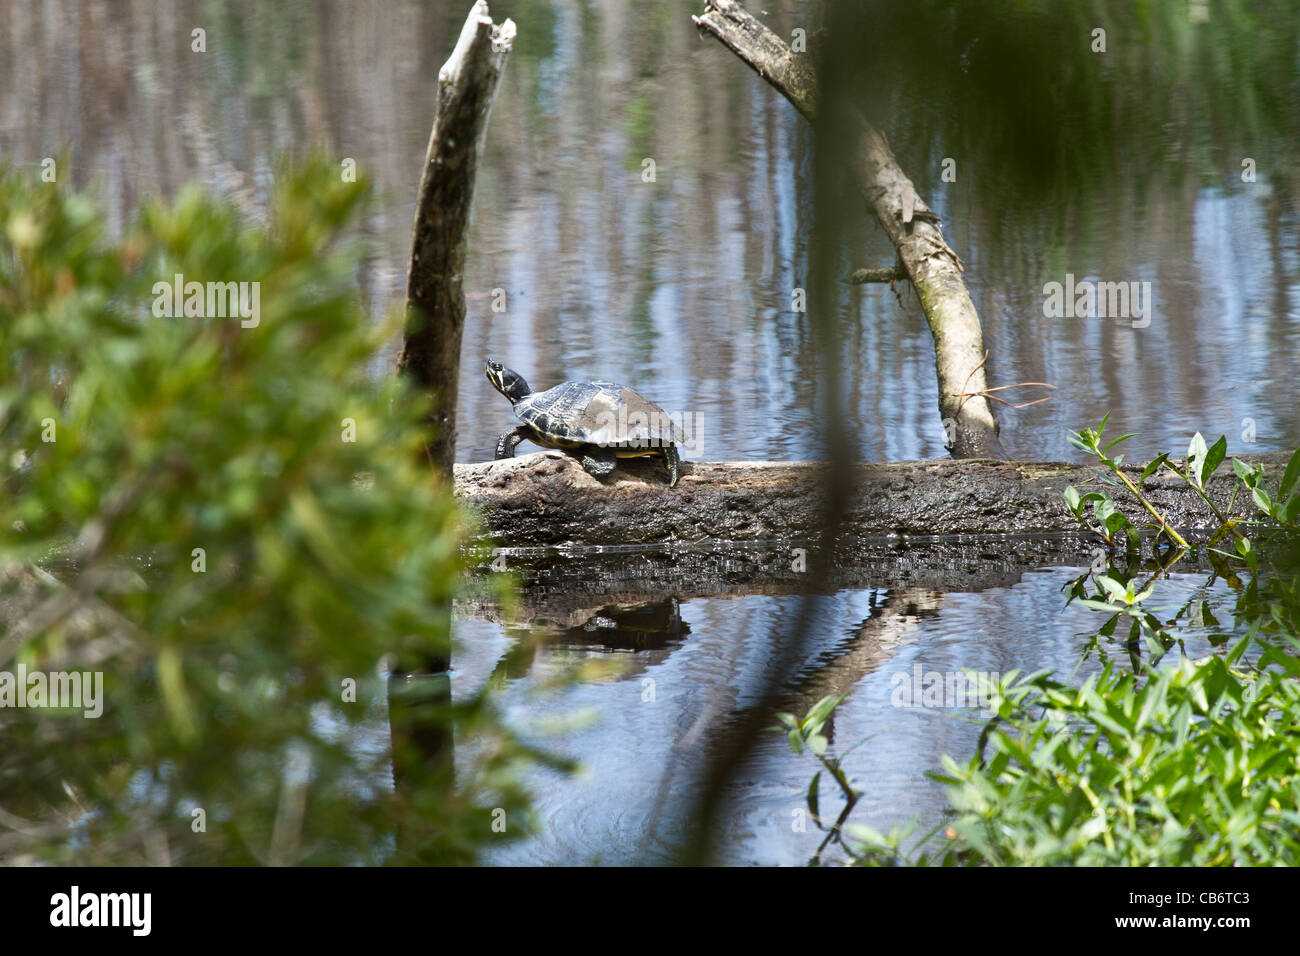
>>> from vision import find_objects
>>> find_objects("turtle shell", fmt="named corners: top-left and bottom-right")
top-left (515, 380), bottom-right (682, 449)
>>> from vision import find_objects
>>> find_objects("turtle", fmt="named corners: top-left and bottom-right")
top-left (486, 358), bottom-right (684, 487)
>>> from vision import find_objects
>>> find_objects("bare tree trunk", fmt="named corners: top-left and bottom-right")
top-left (390, 1), bottom-right (514, 861)
top-left (693, 0), bottom-right (1007, 460)
top-left (398, 1), bottom-right (515, 480)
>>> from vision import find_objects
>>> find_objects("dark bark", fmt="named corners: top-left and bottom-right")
top-left (847, 266), bottom-right (908, 284)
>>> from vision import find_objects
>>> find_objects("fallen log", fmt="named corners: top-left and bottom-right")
top-left (455, 449), bottom-right (1295, 547)
top-left (692, 0), bottom-right (1007, 460)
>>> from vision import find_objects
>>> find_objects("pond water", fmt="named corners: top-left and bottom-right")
top-left (5, 0), bottom-right (1296, 864)
top-left (452, 548), bottom-right (1232, 865)
top-left (8, 0), bottom-right (1298, 465)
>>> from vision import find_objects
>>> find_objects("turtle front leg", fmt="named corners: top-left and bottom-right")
top-left (495, 426), bottom-right (530, 460)
top-left (579, 446), bottom-right (618, 479)
top-left (662, 445), bottom-right (680, 488)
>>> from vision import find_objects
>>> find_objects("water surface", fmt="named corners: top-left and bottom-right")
top-left (453, 555), bottom-right (1233, 865)
top-left (6, 0), bottom-right (1297, 465)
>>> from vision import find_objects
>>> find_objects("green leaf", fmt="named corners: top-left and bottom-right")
top-left (1171, 702), bottom-right (1191, 748)
top-left (1098, 576), bottom-right (1128, 601)
top-left (1232, 457), bottom-right (1260, 488)
top-left (1251, 487), bottom-right (1273, 514)
top-left (1125, 526), bottom-right (1141, 554)
top-left (802, 694), bottom-right (843, 735)
top-left (1202, 435), bottom-right (1227, 485)
top-left (158, 645), bottom-right (198, 744)
top-left (846, 824), bottom-right (891, 850)
top-left (1280, 495), bottom-right (1300, 526)
top-left (807, 771), bottom-right (821, 820)
top-left (1139, 453), bottom-right (1170, 486)
top-left (1079, 599), bottom-right (1122, 612)
top-left (1280, 448), bottom-right (1300, 501)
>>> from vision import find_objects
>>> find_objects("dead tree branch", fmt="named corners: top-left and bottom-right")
top-left (399, 1), bottom-right (515, 481)
top-left (693, 0), bottom-right (1007, 459)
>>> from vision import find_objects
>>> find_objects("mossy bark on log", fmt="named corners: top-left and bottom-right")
top-left (455, 449), bottom-right (1295, 546)
top-left (692, 0), bottom-right (1005, 460)
top-left (399, 1), bottom-right (514, 481)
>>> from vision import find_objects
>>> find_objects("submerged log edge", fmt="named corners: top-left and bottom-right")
top-left (455, 450), bottom-right (1296, 547)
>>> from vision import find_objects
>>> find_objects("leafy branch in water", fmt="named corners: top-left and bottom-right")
top-left (793, 421), bottom-right (1300, 866)
top-left (776, 694), bottom-right (864, 865)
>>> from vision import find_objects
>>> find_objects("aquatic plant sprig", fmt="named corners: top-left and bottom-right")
top-left (776, 694), bottom-right (863, 863)
top-left (1153, 432), bottom-right (1247, 541)
top-left (1067, 414), bottom-right (1190, 550)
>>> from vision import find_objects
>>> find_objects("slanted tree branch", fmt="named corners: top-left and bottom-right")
top-left (693, 0), bottom-right (1007, 459)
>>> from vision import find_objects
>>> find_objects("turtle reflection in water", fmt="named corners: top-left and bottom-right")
top-left (486, 359), bottom-right (684, 487)
top-left (567, 598), bottom-right (691, 652)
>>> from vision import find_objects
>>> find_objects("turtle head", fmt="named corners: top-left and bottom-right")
top-left (486, 359), bottom-right (530, 403)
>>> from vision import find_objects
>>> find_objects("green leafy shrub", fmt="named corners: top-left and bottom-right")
top-left (925, 641), bottom-right (1300, 866)
top-left (0, 160), bottom-right (543, 864)
top-left (842, 426), bottom-right (1300, 866)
